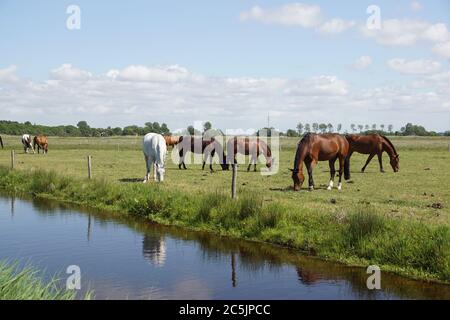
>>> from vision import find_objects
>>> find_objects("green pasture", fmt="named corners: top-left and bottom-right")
top-left (0, 135), bottom-right (449, 226)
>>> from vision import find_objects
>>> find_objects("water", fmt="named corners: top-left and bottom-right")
top-left (0, 195), bottom-right (448, 300)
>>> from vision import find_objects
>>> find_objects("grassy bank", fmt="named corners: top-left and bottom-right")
top-left (0, 166), bottom-right (448, 283)
top-left (0, 261), bottom-right (89, 300)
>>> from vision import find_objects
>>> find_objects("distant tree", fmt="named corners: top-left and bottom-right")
top-left (380, 124), bottom-right (385, 132)
top-left (337, 124), bottom-right (342, 133)
top-left (372, 124), bottom-right (377, 131)
top-left (388, 124), bottom-right (394, 134)
top-left (203, 121), bottom-right (212, 132)
top-left (304, 123), bottom-right (311, 133)
top-left (187, 125), bottom-right (195, 135)
top-left (351, 124), bottom-right (356, 133)
top-left (286, 129), bottom-right (299, 137)
top-left (296, 122), bottom-right (304, 135)
top-left (312, 123), bottom-right (319, 133)
top-left (77, 121), bottom-right (91, 136)
top-left (358, 125), bottom-right (364, 133)
top-left (160, 123), bottom-right (170, 135)
top-left (319, 123), bottom-right (327, 133)
top-left (327, 123), bottom-right (333, 133)
top-left (364, 124), bottom-right (369, 131)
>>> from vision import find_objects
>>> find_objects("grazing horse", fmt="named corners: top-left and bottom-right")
top-left (291, 133), bottom-right (350, 191)
top-left (226, 136), bottom-right (273, 172)
top-left (345, 134), bottom-right (399, 173)
top-left (177, 136), bottom-right (228, 171)
top-left (164, 135), bottom-right (182, 149)
top-left (21, 134), bottom-right (35, 154)
top-left (0, 135), bottom-right (3, 149)
top-left (142, 133), bottom-right (167, 182)
top-left (33, 135), bottom-right (48, 154)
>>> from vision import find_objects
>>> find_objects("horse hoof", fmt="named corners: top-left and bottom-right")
top-left (327, 186), bottom-right (332, 191)
top-left (309, 186), bottom-right (314, 191)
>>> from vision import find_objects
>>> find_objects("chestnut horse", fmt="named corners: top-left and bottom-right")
top-left (345, 134), bottom-right (399, 173)
top-left (164, 135), bottom-right (182, 149)
top-left (291, 133), bottom-right (350, 191)
top-left (226, 136), bottom-right (273, 172)
top-left (177, 136), bottom-right (229, 171)
top-left (0, 135), bottom-right (3, 149)
top-left (33, 135), bottom-right (49, 154)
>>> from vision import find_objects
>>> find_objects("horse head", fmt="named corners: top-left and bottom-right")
top-left (290, 168), bottom-right (304, 191)
top-left (155, 163), bottom-right (166, 182)
top-left (390, 154), bottom-right (399, 172)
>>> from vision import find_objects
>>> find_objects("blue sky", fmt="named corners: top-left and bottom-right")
top-left (1, 0), bottom-right (450, 131)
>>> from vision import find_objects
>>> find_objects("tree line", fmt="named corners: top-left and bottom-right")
top-left (0, 120), bottom-right (449, 137)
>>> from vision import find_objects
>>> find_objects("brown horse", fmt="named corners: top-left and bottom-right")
top-left (345, 134), bottom-right (399, 173)
top-left (226, 136), bottom-right (273, 172)
top-left (291, 133), bottom-right (350, 191)
top-left (33, 135), bottom-right (48, 154)
top-left (164, 135), bottom-right (182, 148)
top-left (178, 136), bottom-right (229, 171)
top-left (0, 135), bottom-right (3, 149)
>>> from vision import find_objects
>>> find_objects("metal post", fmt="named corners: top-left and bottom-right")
top-left (87, 155), bottom-right (92, 179)
top-left (231, 164), bottom-right (237, 199)
top-left (11, 150), bottom-right (15, 169)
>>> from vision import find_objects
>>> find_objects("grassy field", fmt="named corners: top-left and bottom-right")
top-left (0, 135), bottom-right (449, 282)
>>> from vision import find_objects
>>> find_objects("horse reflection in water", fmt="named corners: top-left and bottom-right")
top-left (142, 234), bottom-right (167, 267)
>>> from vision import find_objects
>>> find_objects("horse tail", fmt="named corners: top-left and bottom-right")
top-left (0, 136), bottom-right (3, 149)
top-left (344, 155), bottom-right (351, 180)
top-left (380, 135), bottom-right (397, 155)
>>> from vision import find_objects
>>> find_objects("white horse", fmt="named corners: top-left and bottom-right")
top-left (22, 134), bottom-right (35, 154)
top-left (142, 133), bottom-right (167, 182)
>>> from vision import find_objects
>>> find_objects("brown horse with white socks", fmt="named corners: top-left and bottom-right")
top-left (291, 133), bottom-right (350, 191)
top-left (345, 134), bottom-right (399, 173)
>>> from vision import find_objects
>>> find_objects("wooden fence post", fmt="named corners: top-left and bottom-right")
top-left (87, 155), bottom-right (92, 179)
top-left (231, 164), bottom-right (237, 199)
top-left (11, 150), bottom-right (15, 169)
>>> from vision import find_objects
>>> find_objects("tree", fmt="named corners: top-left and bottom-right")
top-left (304, 123), bottom-right (311, 133)
top-left (319, 123), bottom-right (327, 133)
top-left (187, 125), bottom-right (195, 135)
top-left (380, 124), bottom-right (385, 132)
top-left (351, 124), bottom-right (356, 133)
top-left (388, 124), bottom-right (393, 134)
top-left (203, 121), bottom-right (212, 132)
top-left (312, 123), bottom-right (319, 133)
top-left (327, 123), bottom-right (333, 133)
top-left (77, 121), bottom-right (91, 136)
top-left (365, 124), bottom-right (370, 131)
top-left (337, 124), bottom-right (342, 133)
top-left (296, 122), bottom-right (304, 135)
top-left (286, 129), bottom-right (298, 137)
top-left (372, 124), bottom-right (377, 131)
top-left (358, 125), bottom-right (364, 133)
top-left (160, 123), bottom-right (170, 135)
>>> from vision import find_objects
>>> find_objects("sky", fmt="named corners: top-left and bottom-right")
top-left (0, 0), bottom-right (450, 132)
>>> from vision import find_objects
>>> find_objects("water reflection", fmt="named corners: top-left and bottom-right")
top-left (2, 195), bottom-right (449, 300)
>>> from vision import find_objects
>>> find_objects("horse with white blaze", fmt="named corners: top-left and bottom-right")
top-left (142, 133), bottom-right (167, 182)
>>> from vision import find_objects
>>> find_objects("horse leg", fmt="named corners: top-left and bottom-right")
top-left (337, 156), bottom-right (345, 190)
top-left (305, 158), bottom-right (316, 191)
top-left (210, 150), bottom-right (215, 172)
top-left (361, 154), bottom-right (375, 172)
top-left (378, 153), bottom-right (385, 173)
top-left (143, 155), bottom-right (150, 183)
top-left (327, 158), bottom-right (337, 190)
top-left (179, 149), bottom-right (187, 170)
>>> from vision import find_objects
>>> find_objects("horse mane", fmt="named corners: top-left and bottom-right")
top-left (293, 133), bottom-right (312, 171)
top-left (380, 135), bottom-right (398, 155)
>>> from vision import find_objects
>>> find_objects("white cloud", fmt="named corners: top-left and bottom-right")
top-left (239, 3), bottom-right (322, 28)
top-left (410, 1), bottom-right (423, 12)
top-left (352, 56), bottom-right (372, 70)
top-left (286, 76), bottom-right (348, 96)
top-left (361, 19), bottom-right (450, 46)
top-left (1, 64), bottom-right (450, 131)
top-left (107, 65), bottom-right (197, 82)
top-left (432, 41), bottom-right (450, 58)
top-left (387, 58), bottom-right (441, 75)
top-left (0, 65), bottom-right (20, 83)
top-left (317, 18), bottom-right (355, 34)
top-left (50, 64), bottom-right (92, 81)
